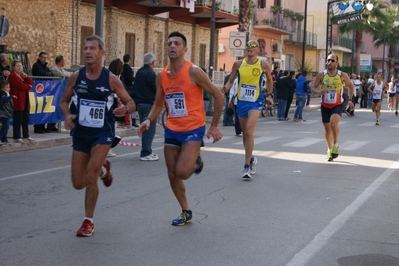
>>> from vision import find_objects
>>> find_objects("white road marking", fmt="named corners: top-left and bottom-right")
top-left (233, 136), bottom-right (281, 145)
top-left (382, 144), bottom-right (399, 154)
top-left (340, 141), bottom-right (369, 151)
top-left (286, 159), bottom-right (399, 266)
top-left (282, 138), bottom-right (324, 147)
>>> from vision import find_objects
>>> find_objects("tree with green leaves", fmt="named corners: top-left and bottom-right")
top-left (368, 4), bottom-right (399, 79)
top-left (337, 0), bottom-right (388, 75)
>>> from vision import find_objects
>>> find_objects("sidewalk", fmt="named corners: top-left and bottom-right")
top-left (0, 125), bottom-right (138, 154)
top-left (0, 97), bottom-right (322, 154)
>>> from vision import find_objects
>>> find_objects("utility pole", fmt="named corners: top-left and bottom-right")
top-left (301, 0), bottom-right (308, 72)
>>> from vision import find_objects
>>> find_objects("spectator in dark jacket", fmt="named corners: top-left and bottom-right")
top-left (32, 51), bottom-right (56, 133)
top-left (134, 52), bottom-right (159, 161)
top-left (276, 70), bottom-right (290, 121)
top-left (0, 53), bottom-right (11, 80)
top-left (121, 54), bottom-right (139, 127)
top-left (284, 71), bottom-right (296, 120)
top-left (0, 80), bottom-right (16, 144)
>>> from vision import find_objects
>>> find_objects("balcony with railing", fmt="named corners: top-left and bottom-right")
top-left (331, 35), bottom-right (365, 52)
top-left (253, 8), bottom-right (300, 34)
top-left (195, 0), bottom-right (239, 15)
top-left (284, 30), bottom-right (317, 47)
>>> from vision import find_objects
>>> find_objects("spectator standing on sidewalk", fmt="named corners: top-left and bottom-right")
top-left (0, 53), bottom-right (11, 80)
top-left (8, 60), bottom-right (34, 143)
top-left (59, 35), bottom-right (135, 237)
top-left (276, 70), bottom-right (290, 121)
top-left (0, 80), bottom-right (16, 145)
top-left (121, 54), bottom-right (135, 126)
top-left (138, 31), bottom-right (223, 226)
top-left (345, 74), bottom-right (361, 116)
top-left (293, 71), bottom-right (308, 122)
top-left (284, 71), bottom-right (296, 120)
top-left (49, 55), bottom-right (73, 78)
top-left (32, 51), bottom-right (57, 133)
top-left (222, 73), bottom-right (235, 126)
top-left (134, 52), bottom-right (159, 161)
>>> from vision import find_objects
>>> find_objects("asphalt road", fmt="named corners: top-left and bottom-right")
top-left (1, 105), bottom-right (399, 266)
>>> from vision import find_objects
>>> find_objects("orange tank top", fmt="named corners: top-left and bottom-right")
top-left (160, 61), bottom-right (205, 132)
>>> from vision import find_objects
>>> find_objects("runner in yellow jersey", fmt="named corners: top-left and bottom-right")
top-left (312, 54), bottom-right (354, 161)
top-left (222, 40), bottom-right (273, 179)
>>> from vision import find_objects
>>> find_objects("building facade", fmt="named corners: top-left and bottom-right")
top-left (0, 0), bottom-right (238, 73)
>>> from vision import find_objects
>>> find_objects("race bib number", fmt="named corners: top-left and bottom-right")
top-left (78, 99), bottom-right (105, 128)
top-left (165, 92), bottom-right (188, 117)
top-left (239, 84), bottom-right (256, 102)
top-left (324, 90), bottom-right (337, 104)
top-left (374, 90), bottom-right (382, 99)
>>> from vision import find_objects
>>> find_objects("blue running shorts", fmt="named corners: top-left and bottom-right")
top-left (164, 125), bottom-right (205, 147)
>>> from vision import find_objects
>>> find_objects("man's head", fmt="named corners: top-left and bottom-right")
top-left (83, 35), bottom-right (105, 65)
top-left (123, 54), bottom-right (131, 64)
top-left (143, 52), bottom-right (156, 68)
top-left (55, 55), bottom-right (65, 67)
top-left (302, 70), bottom-right (307, 77)
top-left (38, 52), bottom-right (48, 65)
top-left (167, 31), bottom-right (188, 59)
top-left (351, 73), bottom-right (357, 79)
top-left (245, 40), bottom-right (260, 56)
top-left (326, 54), bottom-right (338, 70)
top-left (283, 70), bottom-right (289, 76)
top-left (0, 53), bottom-right (9, 66)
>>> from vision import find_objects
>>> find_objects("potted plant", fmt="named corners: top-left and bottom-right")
top-left (270, 5), bottom-right (282, 13)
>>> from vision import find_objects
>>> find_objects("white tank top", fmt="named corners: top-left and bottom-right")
top-left (373, 81), bottom-right (384, 100)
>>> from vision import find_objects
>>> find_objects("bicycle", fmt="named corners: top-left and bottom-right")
top-left (261, 94), bottom-right (276, 117)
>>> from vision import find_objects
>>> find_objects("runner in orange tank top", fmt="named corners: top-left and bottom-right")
top-left (138, 31), bottom-right (224, 226)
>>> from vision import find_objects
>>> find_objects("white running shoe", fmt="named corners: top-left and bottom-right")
top-left (250, 156), bottom-right (257, 175)
top-left (242, 167), bottom-right (252, 179)
top-left (140, 153), bottom-right (159, 161)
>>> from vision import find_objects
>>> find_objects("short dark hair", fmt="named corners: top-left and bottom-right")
top-left (302, 70), bottom-right (307, 76)
top-left (168, 31), bottom-right (187, 47)
top-left (0, 80), bottom-right (9, 90)
top-left (108, 58), bottom-right (123, 75)
top-left (283, 70), bottom-right (289, 76)
top-left (55, 55), bottom-right (64, 64)
top-left (38, 52), bottom-right (47, 58)
top-left (123, 54), bottom-right (130, 63)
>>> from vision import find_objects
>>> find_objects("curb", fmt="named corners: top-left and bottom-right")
top-left (0, 128), bottom-right (138, 154)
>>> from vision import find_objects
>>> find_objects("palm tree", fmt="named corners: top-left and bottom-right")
top-left (337, 0), bottom-right (387, 75)
top-left (369, 5), bottom-right (399, 79)
top-left (238, 0), bottom-right (252, 41)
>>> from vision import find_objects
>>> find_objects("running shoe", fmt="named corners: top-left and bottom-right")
top-left (242, 165), bottom-right (252, 179)
top-left (327, 150), bottom-right (333, 162)
top-left (171, 210), bottom-right (192, 226)
top-left (375, 120), bottom-right (379, 125)
top-left (107, 149), bottom-right (116, 157)
top-left (396, 111), bottom-right (398, 116)
top-left (331, 145), bottom-right (339, 159)
top-left (16, 138), bottom-right (24, 143)
top-left (100, 160), bottom-right (113, 187)
top-left (194, 153), bottom-right (204, 174)
top-left (250, 156), bottom-right (257, 175)
top-left (76, 219), bottom-right (94, 237)
top-left (140, 153), bottom-right (159, 161)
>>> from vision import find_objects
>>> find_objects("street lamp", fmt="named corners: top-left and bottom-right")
top-left (301, 0), bottom-right (308, 72)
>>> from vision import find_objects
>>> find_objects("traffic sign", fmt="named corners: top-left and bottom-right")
top-left (230, 50), bottom-right (244, 57)
top-left (229, 32), bottom-right (246, 50)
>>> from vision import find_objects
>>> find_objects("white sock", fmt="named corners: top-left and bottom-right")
top-left (84, 217), bottom-right (93, 223)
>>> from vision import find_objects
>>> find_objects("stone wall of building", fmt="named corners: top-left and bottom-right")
top-left (1, 0), bottom-right (217, 71)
